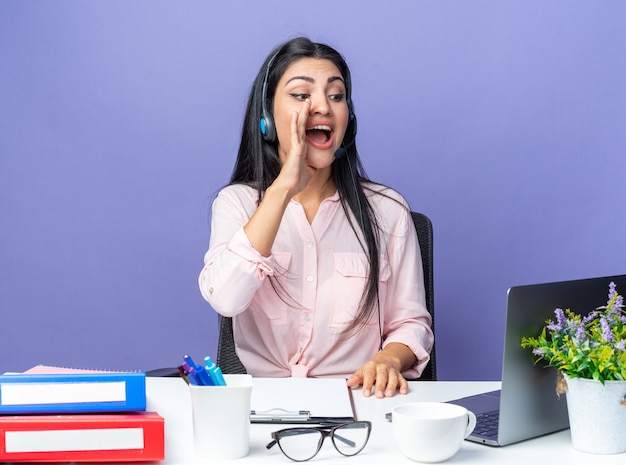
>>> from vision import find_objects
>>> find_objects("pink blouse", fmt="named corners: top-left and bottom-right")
top-left (198, 183), bottom-right (433, 379)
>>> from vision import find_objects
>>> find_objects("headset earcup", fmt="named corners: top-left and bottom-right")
top-left (260, 111), bottom-right (276, 143)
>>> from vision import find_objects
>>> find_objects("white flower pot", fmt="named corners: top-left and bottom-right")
top-left (564, 375), bottom-right (626, 454)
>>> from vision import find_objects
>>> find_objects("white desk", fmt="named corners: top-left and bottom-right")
top-left (145, 377), bottom-right (624, 465)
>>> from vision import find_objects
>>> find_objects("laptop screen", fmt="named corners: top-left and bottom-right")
top-left (450, 274), bottom-right (626, 446)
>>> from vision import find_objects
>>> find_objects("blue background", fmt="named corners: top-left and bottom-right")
top-left (1, 1), bottom-right (625, 379)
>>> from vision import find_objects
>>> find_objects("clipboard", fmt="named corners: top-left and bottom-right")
top-left (249, 378), bottom-right (356, 424)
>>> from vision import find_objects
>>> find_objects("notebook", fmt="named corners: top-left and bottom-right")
top-left (447, 274), bottom-right (626, 447)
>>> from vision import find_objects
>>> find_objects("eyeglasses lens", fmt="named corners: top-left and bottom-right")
top-left (277, 428), bottom-right (324, 462)
top-left (332, 422), bottom-right (371, 456)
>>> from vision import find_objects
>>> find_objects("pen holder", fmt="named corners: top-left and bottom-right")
top-left (189, 374), bottom-right (253, 460)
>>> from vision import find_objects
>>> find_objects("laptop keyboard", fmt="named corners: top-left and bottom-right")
top-left (473, 410), bottom-right (500, 439)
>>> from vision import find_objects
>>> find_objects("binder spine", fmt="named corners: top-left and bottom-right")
top-left (0, 372), bottom-right (146, 414)
top-left (0, 412), bottom-right (164, 462)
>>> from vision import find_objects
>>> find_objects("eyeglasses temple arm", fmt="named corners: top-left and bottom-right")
top-left (333, 434), bottom-right (356, 448)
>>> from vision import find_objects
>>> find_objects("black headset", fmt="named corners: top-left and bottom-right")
top-left (259, 50), bottom-right (357, 154)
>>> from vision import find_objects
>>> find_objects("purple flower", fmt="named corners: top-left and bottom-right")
top-left (532, 348), bottom-right (545, 356)
top-left (600, 317), bottom-right (614, 343)
top-left (607, 281), bottom-right (624, 313)
top-left (583, 312), bottom-right (600, 324)
top-left (547, 308), bottom-right (566, 332)
top-left (616, 340), bottom-right (626, 351)
top-left (547, 321), bottom-right (560, 332)
top-left (573, 322), bottom-right (587, 344)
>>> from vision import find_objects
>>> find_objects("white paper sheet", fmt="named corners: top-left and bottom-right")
top-left (250, 378), bottom-right (355, 423)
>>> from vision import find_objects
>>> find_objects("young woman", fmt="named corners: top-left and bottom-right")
top-left (199, 37), bottom-right (433, 398)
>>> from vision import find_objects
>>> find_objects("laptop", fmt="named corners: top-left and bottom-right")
top-left (447, 273), bottom-right (626, 446)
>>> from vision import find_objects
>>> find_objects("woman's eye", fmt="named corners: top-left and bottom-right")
top-left (289, 93), bottom-right (309, 101)
top-left (330, 94), bottom-right (345, 102)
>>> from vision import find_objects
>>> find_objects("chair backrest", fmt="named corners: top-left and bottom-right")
top-left (410, 211), bottom-right (436, 380)
top-left (216, 314), bottom-right (247, 374)
top-left (217, 210), bottom-right (436, 380)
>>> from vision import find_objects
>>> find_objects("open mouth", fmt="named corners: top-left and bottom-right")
top-left (305, 125), bottom-right (332, 144)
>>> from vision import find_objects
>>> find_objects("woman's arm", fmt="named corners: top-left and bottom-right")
top-left (244, 99), bottom-right (312, 256)
top-left (198, 190), bottom-right (275, 316)
top-left (199, 101), bottom-right (312, 314)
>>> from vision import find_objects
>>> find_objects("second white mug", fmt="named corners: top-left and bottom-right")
top-left (392, 401), bottom-right (476, 463)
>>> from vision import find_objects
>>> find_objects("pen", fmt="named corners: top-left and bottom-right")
top-left (182, 361), bottom-right (193, 374)
top-left (194, 363), bottom-right (214, 386)
top-left (185, 366), bottom-right (200, 385)
top-left (183, 354), bottom-right (197, 369)
top-left (204, 356), bottom-right (227, 386)
top-left (177, 366), bottom-right (190, 385)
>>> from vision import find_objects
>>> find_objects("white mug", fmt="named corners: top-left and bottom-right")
top-left (392, 402), bottom-right (476, 463)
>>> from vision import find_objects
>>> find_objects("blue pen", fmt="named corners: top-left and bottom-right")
top-left (183, 354), bottom-right (197, 369)
top-left (194, 363), bottom-right (214, 386)
top-left (182, 359), bottom-right (203, 385)
top-left (182, 361), bottom-right (194, 378)
top-left (204, 356), bottom-right (227, 386)
top-left (185, 366), bottom-right (200, 385)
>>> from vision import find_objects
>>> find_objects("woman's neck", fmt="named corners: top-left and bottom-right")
top-left (293, 173), bottom-right (336, 223)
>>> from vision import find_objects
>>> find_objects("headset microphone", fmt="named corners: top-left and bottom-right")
top-left (334, 136), bottom-right (354, 159)
top-left (334, 111), bottom-right (357, 160)
top-left (334, 146), bottom-right (347, 160)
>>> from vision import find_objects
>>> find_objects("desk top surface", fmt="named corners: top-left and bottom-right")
top-left (140, 377), bottom-right (619, 465)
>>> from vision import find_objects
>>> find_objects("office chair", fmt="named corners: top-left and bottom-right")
top-left (216, 210), bottom-right (436, 380)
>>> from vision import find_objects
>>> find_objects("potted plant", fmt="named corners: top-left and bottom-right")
top-left (521, 281), bottom-right (626, 454)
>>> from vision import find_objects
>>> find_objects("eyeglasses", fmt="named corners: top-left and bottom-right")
top-left (266, 421), bottom-right (372, 462)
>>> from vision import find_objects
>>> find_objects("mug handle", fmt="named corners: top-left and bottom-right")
top-left (464, 410), bottom-right (477, 438)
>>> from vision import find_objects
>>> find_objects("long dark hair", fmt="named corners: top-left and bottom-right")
top-left (230, 37), bottom-right (382, 335)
